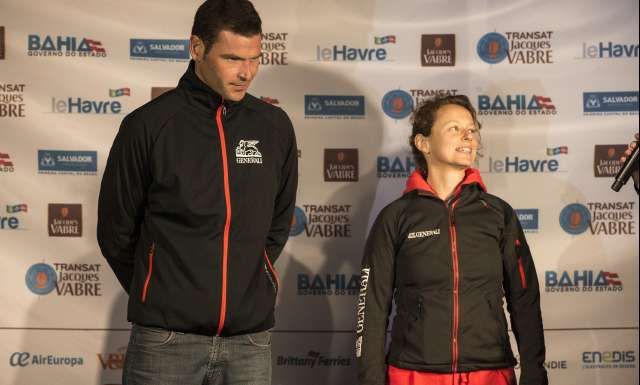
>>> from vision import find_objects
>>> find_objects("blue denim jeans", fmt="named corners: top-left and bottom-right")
top-left (123, 324), bottom-right (271, 385)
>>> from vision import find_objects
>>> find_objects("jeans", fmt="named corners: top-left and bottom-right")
top-left (123, 324), bottom-right (271, 385)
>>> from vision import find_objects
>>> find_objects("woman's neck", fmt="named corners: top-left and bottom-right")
top-left (426, 166), bottom-right (466, 201)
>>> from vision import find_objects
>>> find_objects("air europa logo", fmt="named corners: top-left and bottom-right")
top-left (28, 34), bottom-right (106, 57)
top-left (9, 352), bottom-right (84, 367)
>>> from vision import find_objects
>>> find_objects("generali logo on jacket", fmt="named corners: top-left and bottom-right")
top-left (407, 228), bottom-right (440, 239)
top-left (235, 140), bottom-right (263, 164)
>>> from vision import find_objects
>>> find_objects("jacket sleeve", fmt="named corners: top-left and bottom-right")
top-left (501, 205), bottom-right (548, 385)
top-left (356, 206), bottom-right (397, 385)
top-left (264, 111), bottom-right (298, 262)
top-left (97, 113), bottom-right (152, 293)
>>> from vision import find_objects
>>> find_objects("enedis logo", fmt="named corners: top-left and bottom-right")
top-left (315, 35), bottom-right (395, 62)
top-left (289, 205), bottom-right (352, 238)
top-left (25, 262), bottom-right (103, 296)
top-left (478, 94), bottom-right (556, 116)
top-left (28, 34), bottom-right (106, 57)
top-left (261, 32), bottom-right (288, 65)
top-left (545, 270), bottom-right (623, 293)
top-left (477, 31), bottom-right (553, 64)
top-left (50, 88), bottom-right (126, 114)
top-left (0, 83), bottom-right (26, 118)
top-left (276, 350), bottom-right (351, 368)
top-left (580, 41), bottom-right (639, 59)
top-left (559, 201), bottom-right (636, 236)
top-left (582, 351), bottom-right (636, 369)
top-left (297, 273), bottom-right (359, 296)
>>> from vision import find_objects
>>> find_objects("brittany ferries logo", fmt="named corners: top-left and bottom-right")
top-left (235, 140), bottom-right (262, 164)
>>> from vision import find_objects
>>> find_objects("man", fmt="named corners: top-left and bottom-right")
top-left (97, 1), bottom-right (297, 384)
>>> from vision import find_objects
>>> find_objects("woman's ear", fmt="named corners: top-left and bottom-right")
top-left (414, 134), bottom-right (430, 155)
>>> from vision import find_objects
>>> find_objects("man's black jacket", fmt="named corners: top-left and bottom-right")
top-left (98, 61), bottom-right (297, 337)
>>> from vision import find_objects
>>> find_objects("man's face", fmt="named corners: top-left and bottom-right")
top-left (190, 30), bottom-right (262, 102)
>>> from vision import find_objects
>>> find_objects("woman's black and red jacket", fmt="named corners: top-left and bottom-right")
top-left (97, 60), bottom-right (297, 337)
top-left (356, 169), bottom-right (548, 385)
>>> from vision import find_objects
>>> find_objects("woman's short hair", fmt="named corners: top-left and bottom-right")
top-left (409, 94), bottom-right (481, 176)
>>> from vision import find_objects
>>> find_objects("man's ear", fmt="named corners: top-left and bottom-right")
top-left (414, 134), bottom-right (430, 155)
top-left (190, 35), bottom-right (205, 62)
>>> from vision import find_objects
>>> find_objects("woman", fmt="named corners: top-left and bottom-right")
top-left (356, 95), bottom-right (547, 385)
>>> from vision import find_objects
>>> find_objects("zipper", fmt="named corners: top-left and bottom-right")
top-left (263, 249), bottom-right (280, 292)
top-left (141, 242), bottom-right (156, 303)
top-left (446, 199), bottom-right (460, 373)
top-left (215, 100), bottom-right (232, 336)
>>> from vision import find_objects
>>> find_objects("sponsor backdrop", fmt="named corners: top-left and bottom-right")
top-left (0, 0), bottom-right (638, 384)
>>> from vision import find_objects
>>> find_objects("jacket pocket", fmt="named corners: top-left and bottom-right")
top-left (390, 292), bottom-right (424, 364)
top-left (141, 242), bottom-right (156, 303)
top-left (263, 249), bottom-right (279, 294)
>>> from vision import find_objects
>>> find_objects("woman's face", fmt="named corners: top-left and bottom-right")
top-left (418, 104), bottom-right (479, 172)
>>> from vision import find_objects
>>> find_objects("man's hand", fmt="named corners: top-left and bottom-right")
top-left (620, 132), bottom-right (639, 189)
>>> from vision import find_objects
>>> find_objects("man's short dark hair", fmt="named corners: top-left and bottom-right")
top-left (192, 0), bottom-right (262, 53)
top-left (409, 94), bottom-right (482, 176)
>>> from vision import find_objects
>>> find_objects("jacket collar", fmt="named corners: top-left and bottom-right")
top-left (177, 60), bottom-right (245, 112)
top-left (403, 168), bottom-right (487, 197)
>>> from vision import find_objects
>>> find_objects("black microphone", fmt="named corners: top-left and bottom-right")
top-left (611, 143), bottom-right (639, 192)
